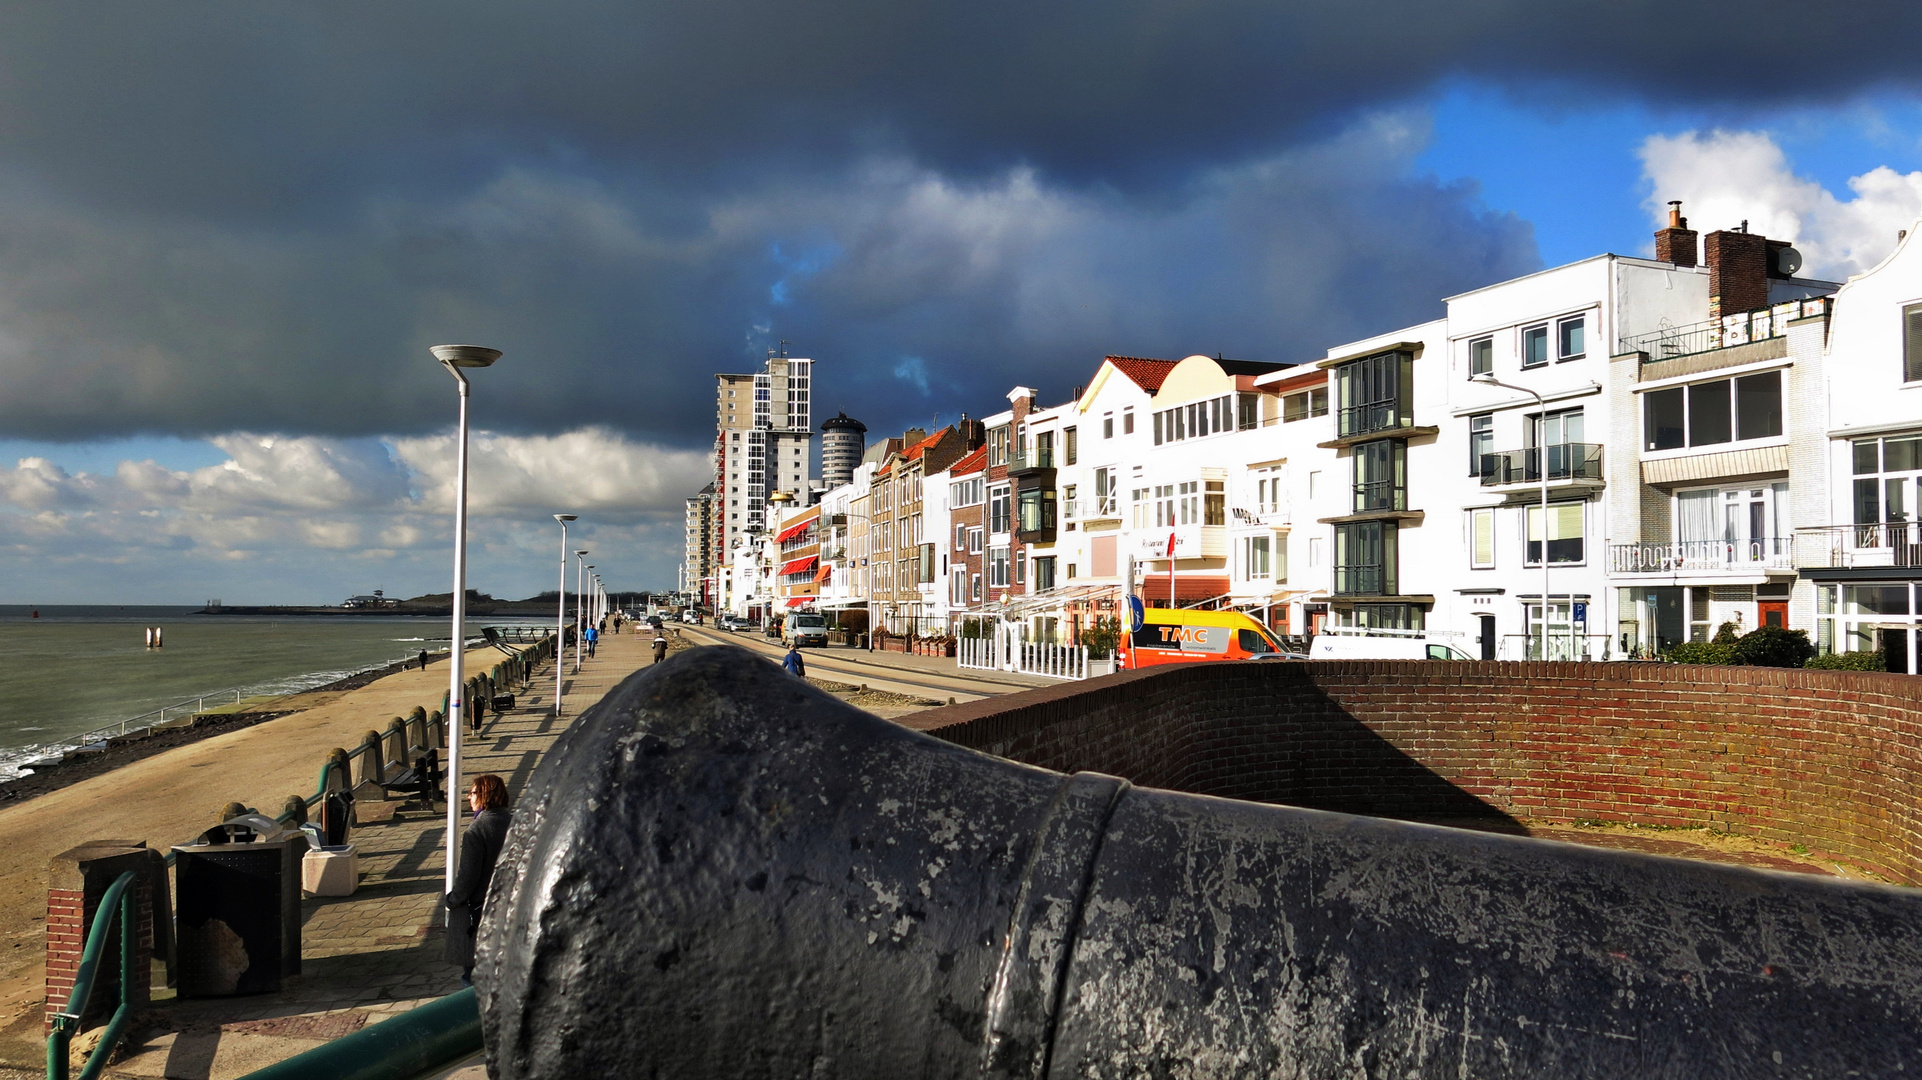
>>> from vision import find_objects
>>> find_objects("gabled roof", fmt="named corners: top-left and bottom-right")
top-left (948, 445), bottom-right (988, 476)
top-left (902, 429), bottom-right (945, 461)
top-left (1105, 356), bottom-right (1180, 392)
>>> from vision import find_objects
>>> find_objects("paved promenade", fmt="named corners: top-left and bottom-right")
top-left (0, 626), bottom-right (665, 1079)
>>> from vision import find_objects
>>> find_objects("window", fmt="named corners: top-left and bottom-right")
top-left (1907, 303), bottom-right (1922, 383)
top-left (969, 527), bottom-right (983, 553)
top-left (988, 426), bottom-right (1010, 466)
top-left (1064, 427), bottom-right (1078, 465)
top-left (1092, 467), bottom-right (1115, 516)
top-left (1522, 325), bottom-right (1549, 368)
top-left (1470, 336), bottom-right (1493, 376)
top-left (1178, 481), bottom-right (1200, 525)
top-left (1308, 470), bottom-right (1321, 501)
top-left (971, 573), bottom-right (982, 602)
top-left (1238, 393), bottom-right (1258, 431)
top-left (952, 567), bottom-right (968, 604)
top-left (1034, 430), bottom-right (1054, 468)
top-left (950, 476), bottom-right (983, 507)
top-left (1103, 413), bottom-right (1114, 439)
top-left (1133, 487), bottom-right (1151, 528)
top-left (1123, 409), bottom-right (1134, 434)
top-left (1033, 556), bottom-right (1057, 591)
top-left (1284, 392), bottom-right (1309, 422)
top-left (954, 522), bottom-right (968, 548)
top-left (1853, 435), bottom-right (1922, 525)
top-left (988, 547), bottom-right (1010, 587)
top-left (1335, 521), bottom-right (1397, 595)
top-left (1153, 395), bottom-right (1238, 445)
top-left (1470, 508), bottom-right (1495, 568)
top-left (1335, 350), bottom-right (1414, 437)
top-left (1529, 407), bottom-right (1584, 448)
top-left (1353, 439), bottom-right (1406, 512)
top-left (1526, 503), bottom-right (1584, 564)
top-left (1644, 371), bottom-right (1781, 450)
top-left (1156, 484), bottom-right (1176, 527)
top-left (1252, 465), bottom-right (1283, 515)
top-left (1242, 535), bottom-right (1271, 579)
top-left (1469, 413), bottom-right (1493, 476)
top-left (989, 486), bottom-right (1012, 533)
top-left (1016, 487), bottom-right (1056, 533)
top-left (1558, 316), bottom-right (1586, 360)
top-left (1205, 480), bottom-right (1226, 525)
top-left (1308, 536), bottom-right (1323, 567)
top-left (1311, 388), bottom-right (1328, 416)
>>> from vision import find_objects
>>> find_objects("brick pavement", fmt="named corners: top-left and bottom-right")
top-left (71, 626), bottom-right (663, 1080)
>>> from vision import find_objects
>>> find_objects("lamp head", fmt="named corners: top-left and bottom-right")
top-left (576, 549), bottom-right (589, 557)
top-left (431, 344), bottom-right (502, 369)
top-left (554, 514), bottom-right (578, 523)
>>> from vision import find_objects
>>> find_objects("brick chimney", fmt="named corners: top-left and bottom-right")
top-left (1705, 223), bottom-right (1770, 319)
top-left (1654, 201), bottom-right (1698, 267)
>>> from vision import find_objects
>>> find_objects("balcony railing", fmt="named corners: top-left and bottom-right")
top-left (1334, 562), bottom-right (1393, 596)
top-left (1337, 399), bottom-right (1413, 439)
top-left (1609, 537), bottom-right (1795, 574)
top-left (1230, 506), bottom-right (1289, 527)
top-left (1618, 297), bottom-right (1830, 361)
top-left (1794, 523), bottom-right (1922, 570)
top-left (1007, 448), bottom-right (1055, 474)
top-left (1478, 443), bottom-right (1604, 487)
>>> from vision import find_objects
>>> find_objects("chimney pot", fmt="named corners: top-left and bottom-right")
top-left (1668, 201), bottom-right (1683, 228)
top-left (1655, 201), bottom-right (1699, 268)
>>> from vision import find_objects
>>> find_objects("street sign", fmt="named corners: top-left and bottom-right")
top-left (1573, 601), bottom-right (1588, 623)
top-left (1127, 595), bottom-right (1145, 633)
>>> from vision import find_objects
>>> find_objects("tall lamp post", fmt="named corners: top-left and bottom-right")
top-left (1472, 374), bottom-right (1552, 660)
top-left (574, 549), bottom-right (589, 671)
top-left (552, 514), bottom-right (576, 715)
top-left (431, 343), bottom-right (500, 893)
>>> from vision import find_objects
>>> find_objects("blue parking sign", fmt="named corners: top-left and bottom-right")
top-left (1573, 601), bottom-right (1588, 623)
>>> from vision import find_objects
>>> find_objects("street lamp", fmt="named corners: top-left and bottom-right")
top-left (552, 515), bottom-right (576, 716)
top-left (431, 343), bottom-right (499, 894)
top-left (1472, 373), bottom-right (1552, 660)
top-left (574, 549), bottom-right (589, 672)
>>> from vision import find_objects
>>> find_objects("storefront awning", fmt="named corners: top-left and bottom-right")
top-left (814, 562), bottom-right (833, 583)
top-left (779, 555), bottom-right (819, 575)
top-left (774, 519), bottom-right (812, 543)
top-left (784, 597), bottom-right (809, 608)
top-left (1136, 575), bottom-right (1232, 605)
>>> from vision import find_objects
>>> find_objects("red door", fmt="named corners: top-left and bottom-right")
top-left (1758, 601), bottom-right (1788, 628)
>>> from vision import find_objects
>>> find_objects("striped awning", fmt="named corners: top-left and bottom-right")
top-left (779, 555), bottom-right (819, 575)
top-left (785, 597), bottom-right (809, 608)
top-left (775, 519), bottom-right (813, 543)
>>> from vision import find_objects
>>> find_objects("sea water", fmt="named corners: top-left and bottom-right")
top-left (0, 605), bottom-right (537, 776)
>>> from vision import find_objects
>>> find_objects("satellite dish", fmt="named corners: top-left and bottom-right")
top-left (1776, 246), bottom-right (1803, 276)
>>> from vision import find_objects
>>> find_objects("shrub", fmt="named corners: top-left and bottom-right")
top-left (1082, 616), bottom-right (1122, 660)
top-left (1730, 627), bottom-right (1816, 668)
top-left (1667, 641), bottom-right (1738, 665)
top-left (1806, 650), bottom-right (1887, 672)
top-left (1712, 620), bottom-right (1742, 644)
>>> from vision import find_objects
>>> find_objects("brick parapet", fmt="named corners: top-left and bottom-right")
top-left (917, 662), bottom-right (1922, 884)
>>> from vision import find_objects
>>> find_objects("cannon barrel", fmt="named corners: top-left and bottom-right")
top-left (479, 647), bottom-right (1922, 1078)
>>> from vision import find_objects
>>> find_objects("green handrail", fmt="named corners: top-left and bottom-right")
top-left (46, 870), bottom-right (139, 1080)
top-left (234, 986), bottom-right (481, 1080)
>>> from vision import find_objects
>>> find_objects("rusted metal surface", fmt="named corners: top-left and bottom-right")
top-left (479, 646), bottom-right (1922, 1078)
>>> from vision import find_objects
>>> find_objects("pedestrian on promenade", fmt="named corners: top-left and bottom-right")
top-left (446, 773), bottom-right (512, 986)
top-left (418, 649), bottom-right (430, 671)
top-left (652, 635), bottom-right (668, 665)
top-left (585, 624), bottom-right (599, 658)
top-left (783, 645), bottom-right (806, 679)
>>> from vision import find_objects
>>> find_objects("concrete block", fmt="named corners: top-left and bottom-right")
top-left (303, 846), bottom-right (359, 897)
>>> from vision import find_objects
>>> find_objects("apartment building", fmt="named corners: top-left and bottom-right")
top-left (683, 483), bottom-right (715, 599)
top-left (942, 446), bottom-right (988, 619)
top-left (706, 350), bottom-right (817, 588)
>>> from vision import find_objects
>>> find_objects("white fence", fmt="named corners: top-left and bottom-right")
top-left (958, 625), bottom-right (1092, 680)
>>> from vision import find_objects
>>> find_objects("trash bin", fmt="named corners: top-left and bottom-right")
top-left (173, 838), bottom-right (302, 996)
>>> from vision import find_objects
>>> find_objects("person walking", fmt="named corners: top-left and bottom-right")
top-left (652, 635), bottom-right (669, 665)
top-left (783, 645), bottom-right (806, 679)
top-left (445, 773), bottom-right (513, 986)
top-left (418, 649), bottom-right (430, 671)
top-left (585, 623), bottom-right (599, 658)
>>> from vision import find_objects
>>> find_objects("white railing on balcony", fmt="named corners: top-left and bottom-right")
top-left (1609, 537), bottom-right (1795, 574)
top-left (1794, 523), bottom-right (1922, 570)
top-left (1230, 506), bottom-right (1290, 527)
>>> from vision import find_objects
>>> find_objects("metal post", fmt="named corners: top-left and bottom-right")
top-left (574, 550), bottom-right (588, 673)
top-left (553, 515), bottom-right (575, 716)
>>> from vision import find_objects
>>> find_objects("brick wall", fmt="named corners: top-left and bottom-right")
top-left (45, 844), bottom-right (157, 1031)
top-left (1706, 230), bottom-right (1770, 318)
top-left (913, 662), bottom-right (1922, 884)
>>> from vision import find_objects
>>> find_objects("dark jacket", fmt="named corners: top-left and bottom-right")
top-left (783, 649), bottom-right (806, 677)
top-left (445, 807), bottom-right (512, 969)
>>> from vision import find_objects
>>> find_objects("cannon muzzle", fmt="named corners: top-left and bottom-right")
top-left (479, 646), bottom-right (1922, 1077)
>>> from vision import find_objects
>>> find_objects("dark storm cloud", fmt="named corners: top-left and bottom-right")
top-left (0, 0), bottom-right (1915, 444)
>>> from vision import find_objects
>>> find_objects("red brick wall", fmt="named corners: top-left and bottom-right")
top-left (1707, 230), bottom-right (1770, 317)
top-left (914, 661), bottom-right (1922, 884)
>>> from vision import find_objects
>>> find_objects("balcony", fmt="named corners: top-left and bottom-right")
top-left (1609, 538), bottom-right (1795, 576)
top-left (1007, 448), bottom-right (1055, 477)
top-left (1478, 442), bottom-right (1603, 487)
top-left (1618, 297), bottom-right (1830, 362)
top-left (1230, 506), bottom-right (1289, 528)
top-left (1794, 523), bottom-right (1922, 572)
top-left (1073, 495), bottom-right (1121, 522)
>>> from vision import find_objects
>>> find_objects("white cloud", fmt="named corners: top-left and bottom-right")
top-left (1641, 129), bottom-right (1922, 279)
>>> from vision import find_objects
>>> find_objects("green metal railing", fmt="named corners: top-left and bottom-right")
top-left (47, 870), bottom-right (140, 1080)
top-left (235, 987), bottom-right (481, 1080)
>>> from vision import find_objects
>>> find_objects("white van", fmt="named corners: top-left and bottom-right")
top-left (783, 612), bottom-right (829, 648)
top-left (1309, 628), bottom-right (1473, 661)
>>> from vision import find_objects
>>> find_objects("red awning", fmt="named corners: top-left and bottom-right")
top-left (779, 555), bottom-right (819, 575)
top-left (1134, 575), bottom-right (1232, 605)
top-left (814, 562), bottom-right (833, 583)
top-left (774, 519), bottom-right (812, 543)
top-left (785, 597), bottom-right (808, 608)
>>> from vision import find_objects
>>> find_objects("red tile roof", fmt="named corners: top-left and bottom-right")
top-left (902, 429), bottom-right (944, 461)
top-left (1105, 356), bottom-right (1180, 393)
top-left (948, 445), bottom-right (988, 476)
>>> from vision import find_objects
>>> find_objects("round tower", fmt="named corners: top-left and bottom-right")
top-left (819, 412), bottom-right (868, 491)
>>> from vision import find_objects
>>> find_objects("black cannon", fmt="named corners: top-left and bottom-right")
top-left (478, 647), bottom-right (1922, 1078)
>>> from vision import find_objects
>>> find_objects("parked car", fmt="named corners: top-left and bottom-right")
top-left (720, 616), bottom-right (751, 632)
top-left (1119, 608), bottom-right (1287, 669)
top-left (783, 612), bottom-right (829, 648)
top-left (682, 611), bottom-right (700, 624)
top-left (1307, 630), bottom-right (1473, 661)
